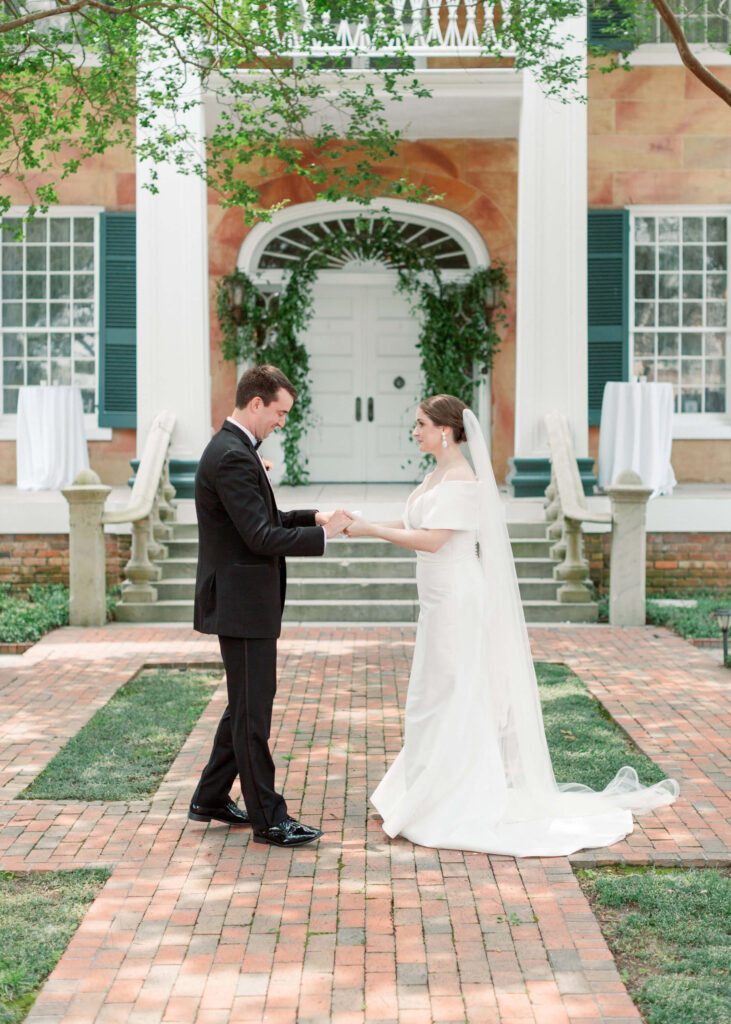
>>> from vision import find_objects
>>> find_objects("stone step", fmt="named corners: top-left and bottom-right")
top-left (114, 597), bottom-right (596, 625)
top-left (509, 539), bottom-right (555, 558)
top-left (171, 520), bottom-right (547, 540)
top-left (513, 558), bottom-right (556, 579)
top-left (152, 576), bottom-right (562, 603)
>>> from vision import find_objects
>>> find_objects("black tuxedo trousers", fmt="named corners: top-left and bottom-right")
top-left (191, 421), bottom-right (325, 830)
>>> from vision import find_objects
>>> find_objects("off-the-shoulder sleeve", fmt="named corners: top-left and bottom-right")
top-left (419, 481), bottom-right (479, 530)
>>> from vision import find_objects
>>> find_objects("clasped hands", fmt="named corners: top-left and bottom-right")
top-left (315, 509), bottom-right (370, 539)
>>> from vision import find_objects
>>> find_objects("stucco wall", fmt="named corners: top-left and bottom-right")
top-left (208, 139), bottom-right (519, 482)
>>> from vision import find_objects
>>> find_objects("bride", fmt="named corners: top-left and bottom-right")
top-left (345, 394), bottom-right (678, 857)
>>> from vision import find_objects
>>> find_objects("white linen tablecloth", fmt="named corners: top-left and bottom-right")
top-left (16, 385), bottom-right (90, 490)
top-left (597, 382), bottom-right (676, 498)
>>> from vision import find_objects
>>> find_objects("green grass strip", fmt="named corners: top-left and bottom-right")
top-left (21, 668), bottom-right (217, 802)
top-left (0, 869), bottom-right (110, 1024)
top-left (536, 662), bottom-right (667, 790)
top-left (578, 867), bottom-right (731, 1024)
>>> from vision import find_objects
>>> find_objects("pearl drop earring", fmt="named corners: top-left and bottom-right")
top-left (441, 429), bottom-right (448, 449)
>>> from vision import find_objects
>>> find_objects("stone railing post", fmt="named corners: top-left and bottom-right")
top-left (606, 469), bottom-right (653, 627)
top-left (62, 469), bottom-right (112, 626)
top-left (554, 516), bottom-right (593, 603)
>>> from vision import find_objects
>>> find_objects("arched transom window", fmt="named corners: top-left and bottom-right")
top-left (256, 214), bottom-right (471, 272)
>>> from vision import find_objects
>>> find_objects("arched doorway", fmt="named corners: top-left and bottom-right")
top-left (238, 200), bottom-right (489, 482)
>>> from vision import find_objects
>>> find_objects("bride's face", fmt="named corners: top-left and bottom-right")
top-left (413, 408), bottom-right (445, 455)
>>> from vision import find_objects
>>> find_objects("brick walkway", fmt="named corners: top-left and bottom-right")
top-left (0, 624), bottom-right (728, 1024)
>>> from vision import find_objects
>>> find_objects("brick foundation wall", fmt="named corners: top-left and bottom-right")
top-left (0, 534), bottom-right (131, 591)
top-left (585, 532), bottom-right (731, 596)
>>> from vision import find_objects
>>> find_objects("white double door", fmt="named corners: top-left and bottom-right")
top-left (301, 278), bottom-right (422, 482)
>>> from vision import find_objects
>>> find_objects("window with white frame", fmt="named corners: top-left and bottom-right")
top-left (631, 210), bottom-right (728, 415)
top-left (649, 1), bottom-right (729, 45)
top-left (1, 211), bottom-right (99, 417)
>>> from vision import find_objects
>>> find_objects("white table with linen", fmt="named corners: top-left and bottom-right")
top-left (597, 381), bottom-right (676, 498)
top-left (16, 385), bottom-right (90, 490)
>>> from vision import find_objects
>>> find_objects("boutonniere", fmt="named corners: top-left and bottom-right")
top-left (263, 459), bottom-right (273, 474)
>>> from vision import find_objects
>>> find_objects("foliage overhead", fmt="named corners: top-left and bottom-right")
top-left (2, 1), bottom-right (728, 224)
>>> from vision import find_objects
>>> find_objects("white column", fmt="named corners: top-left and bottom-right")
top-left (514, 14), bottom-right (588, 460)
top-left (136, 78), bottom-right (211, 462)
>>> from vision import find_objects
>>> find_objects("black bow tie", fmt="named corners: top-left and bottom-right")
top-left (253, 439), bottom-right (262, 450)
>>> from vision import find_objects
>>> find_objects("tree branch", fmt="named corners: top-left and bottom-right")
top-left (650, 0), bottom-right (731, 106)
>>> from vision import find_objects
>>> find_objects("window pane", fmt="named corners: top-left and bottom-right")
top-left (682, 274), bottom-right (703, 299)
top-left (706, 332), bottom-right (725, 356)
top-left (2, 274), bottom-right (23, 299)
top-left (2, 302), bottom-right (23, 326)
top-left (50, 246), bottom-right (71, 271)
top-left (706, 359), bottom-right (725, 386)
top-left (680, 390), bottom-right (701, 412)
top-left (635, 302), bottom-right (655, 326)
top-left (658, 333), bottom-right (678, 356)
top-left (706, 274), bottom-right (726, 299)
top-left (73, 246), bottom-right (94, 271)
top-left (26, 219), bottom-right (47, 243)
top-left (659, 246), bottom-right (679, 270)
top-left (74, 219), bottom-right (94, 244)
top-left (50, 359), bottom-right (71, 384)
top-left (26, 303), bottom-right (47, 327)
top-left (3, 388), bottom-right (19, 414)
top-left (657, 359), bottom-right (678, 384)
top-left (682, 246), bottom-right (703, 270)
top-left (25, 248), bottom-right (46, 272)
top-left (707, 303), bottom-right (727, 327)
top-left (73, 274), bottom-right (94, 299)
top-left (681, 333), bottom-right (702, 356)
top-left (3, 359), bottom-right (24, 385)
top-left (658, 217), bottom-right (680, 242)
top-left (81, 388), bottom-right (95, 413)
top-left (707, 217), bottom-right (727, 243)
top-left (635, 275), bottom-right (655, 299)
top-left (73, 333), bottom-right (95, 358)
top-left (706, 388), bottom-right (726, 413)
top-left (26, 360), bottom-right (48, 385)
top-left (72, 303), bottom-right (94, 327)
top-left (2, 333), bottom-right (23, 357)
top-left (27, 334), bottom-right (48, 358)
top-left (634, 333), bottom-right (654, 356)
top-left (51, 334), bottom-right (71, 358)
top-left (683, 358), bottom-right (703, 385)
top-left (707, 246), bottom-right (727, 272)
top-left (659, 274), bottom-right (679, 299)
top-left (26, 275), bottom-right (46, 299)
top-left (50, 219), bottom-right (71, 243)
top-left (50, 302), bottom-right (71, 326)
top-left (2, 247), bottom-right (22, 272)
top-left (681, 302), bottom-right (702, 327)
top-left (682, 217), bottom-right (703, 242)
top-left (659, 302), bottom-right (679, 326)
top-left (50, 275), bottom-right (71, 299)
top-left (635, 246), bottom-right (655, 271)
top-left (635, 217), bottom-right (655, 243)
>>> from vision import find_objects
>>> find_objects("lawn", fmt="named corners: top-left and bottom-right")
top-left (578, 867), bottom-right (731, 1024)
top-left (0, 869), bottom-right (110, 1024)
top-left (21, 667), bottom-right (218, 802)
top-left (536, 661), bottom-right (666, 789)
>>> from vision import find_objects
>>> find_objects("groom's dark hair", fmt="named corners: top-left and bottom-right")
top-left (236, 364), bottom-right (297, 409)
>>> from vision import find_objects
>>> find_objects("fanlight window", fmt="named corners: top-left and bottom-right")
top-left (256, 216), bottom-right (471, 271)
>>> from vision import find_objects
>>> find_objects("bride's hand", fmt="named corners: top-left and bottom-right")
top-left (344, 515), bottom-right (372, 538)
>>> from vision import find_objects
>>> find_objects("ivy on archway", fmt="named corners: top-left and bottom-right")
top-left (217, 216), bottom-right (508, 484)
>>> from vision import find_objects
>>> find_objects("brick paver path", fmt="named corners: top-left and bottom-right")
top-left (0, 624), bottom-right (728, 1024)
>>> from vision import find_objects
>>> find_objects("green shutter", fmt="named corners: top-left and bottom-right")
top-left (588, 0), bottom-right (634, 51)
top-left (588, 209), bottom-right (629, 426)
top-left (98, 212), bottom-right (136, 427)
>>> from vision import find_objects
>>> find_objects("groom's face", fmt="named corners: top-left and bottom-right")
top-left (253, 388), bottom-right (294, 440)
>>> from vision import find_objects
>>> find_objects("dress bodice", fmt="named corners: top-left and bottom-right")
top-left (404, 478), bottom-right (479, 562)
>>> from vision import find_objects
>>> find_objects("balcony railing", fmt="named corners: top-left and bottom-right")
top-left (280, 0), bottom-right (510, 58)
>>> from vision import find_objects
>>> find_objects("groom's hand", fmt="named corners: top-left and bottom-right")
top-left (323, 510), bottom-right (353, 538)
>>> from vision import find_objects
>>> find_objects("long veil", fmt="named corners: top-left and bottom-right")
top-left (462, 409), bottom-right (678, 834)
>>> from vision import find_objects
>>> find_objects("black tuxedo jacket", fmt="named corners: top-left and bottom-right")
top-left (193, 420), bottom-right (324, 638)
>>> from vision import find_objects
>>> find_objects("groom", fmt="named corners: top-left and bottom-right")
top-left (189, 364), bottom-right (351, 847)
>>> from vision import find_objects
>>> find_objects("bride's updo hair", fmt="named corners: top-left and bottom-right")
top-left (419, 394), bottom-right (467, 444)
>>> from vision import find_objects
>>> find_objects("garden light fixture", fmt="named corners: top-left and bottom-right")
top-left (712, 608), bottom-right (731, 664)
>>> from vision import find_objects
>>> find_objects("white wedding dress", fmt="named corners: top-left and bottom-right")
top-left (371, 410), bottom-right (679, 857)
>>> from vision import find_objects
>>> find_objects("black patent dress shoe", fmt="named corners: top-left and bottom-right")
top-left (188, 798), bottom-right (251, 826)
top-left (252, 816), bottom-right (323, 847)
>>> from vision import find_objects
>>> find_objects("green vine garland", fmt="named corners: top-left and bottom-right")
top-left (217, 217), bottom-right (508, 484)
